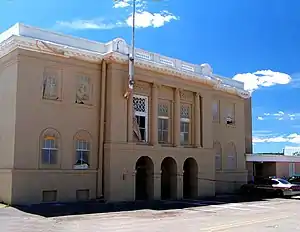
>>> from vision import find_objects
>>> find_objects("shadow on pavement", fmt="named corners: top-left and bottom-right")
top-left (13, 194), bottom-right (275, 218)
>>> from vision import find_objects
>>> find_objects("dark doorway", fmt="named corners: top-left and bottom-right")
top-left (161, 157), bottom-right (177, 200)
top-left (135, 156), bottom-right (154, 201)
top-left (183, 158), bottom-right (198, 199)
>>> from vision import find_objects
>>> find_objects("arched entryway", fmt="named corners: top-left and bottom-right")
top-left (135, 156), bottom-right (154, 201)
top-left (183, 157), bottom-right (198, 199)
top-left (161, 157), bottom-right (177, 200)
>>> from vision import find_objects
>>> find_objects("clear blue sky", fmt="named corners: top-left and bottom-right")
top-left (1, 0), bottom-right (300, 153)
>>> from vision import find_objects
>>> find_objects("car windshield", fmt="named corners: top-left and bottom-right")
top-left (276, 179), bottom-right (291, 184)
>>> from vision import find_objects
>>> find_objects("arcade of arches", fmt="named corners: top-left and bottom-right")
top-left (135, 156), bottom-right (199, 200)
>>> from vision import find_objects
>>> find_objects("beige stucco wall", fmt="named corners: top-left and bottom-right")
top-left (10, 49), bottom-right (102, 204)
top-left (0, 49), bottom-right (251, 204)
top-left (0, 51), bottom-right (18, 203)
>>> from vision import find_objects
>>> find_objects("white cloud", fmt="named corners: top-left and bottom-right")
top-left (233, 70), bottom-right (292, 92)
top-left (253, 133), bottom-right (300, 144)
top-left (257, 111), bottom-right (300, 121)
top-left (257, 116), bottom-right (264, 120)
top-left (113, 0), bottom-right (130, 8)
top-left (56, 0), bottom-right (178, 31)
top-left (55, 19), bottom-right (125, 30)
top-left (126, 11), bottom-right (178, 28)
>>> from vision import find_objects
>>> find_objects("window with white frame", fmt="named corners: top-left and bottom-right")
top-left (227, 142), bottom-right (237, 170)
top-left (214, 142), bottom-right (222, 170)
top-left (212, 100), bottom-right (220, 122)
top-left (226, 103), bottom-right (235, 125)
top-left (75, 139), bottom-right (90, 166)
top-left (41, 136), bottom-right (58, 165)
top-left (180, 104), bottom-right (191, 145)
top-left (133, 95), bottom-right (148, 142)
top-left (158, 102), bottom-right (170, 143)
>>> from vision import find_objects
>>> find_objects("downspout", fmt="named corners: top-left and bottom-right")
top-left (96, 60), bottom-right (107, 199)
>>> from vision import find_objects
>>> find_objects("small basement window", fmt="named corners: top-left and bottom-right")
top-left (42, 190), bottom-right (57, 203)
top-left (76, 189), bottom-right (90, 201)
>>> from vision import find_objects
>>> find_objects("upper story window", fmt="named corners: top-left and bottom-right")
top-left (40, 128), bottom-right (60, 167)
top-left (212, 100), bottom-right (220, 122)
top-left (133, 95), bottom-right (148, 142)
top-left (180, 104), bottom-right (191, 145)
top-left (42, 68), bottom-right (62, 101)
top-left (74, 130), bottom-right (92, 169)
top-left (226, 103), bottom-right (235, 125)
top-left (158, 101), bottom-right (171, 144)
top-left (75, 75), bottom-right (93, 105)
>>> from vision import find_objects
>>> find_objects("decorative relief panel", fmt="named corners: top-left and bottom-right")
top-left (42, 67), bottom-right (62, 100)
top-left (134, 81), bottom-right (150, 95)
top-left (180, 90), bottom-right (193, 102)
top-left (75, 75), bottom-right (93, 105)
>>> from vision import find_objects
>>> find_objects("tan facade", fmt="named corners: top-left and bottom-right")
top-left (0, 48), bottom-right (251, 205)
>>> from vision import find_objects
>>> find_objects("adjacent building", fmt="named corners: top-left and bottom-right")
top-left (0, 23), bottom-right (252, 205)
top-left (246, 147), bottom-right (300, 180)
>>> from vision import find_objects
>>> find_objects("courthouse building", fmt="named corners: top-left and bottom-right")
top-left (0, 23), bottom-right (252, 205)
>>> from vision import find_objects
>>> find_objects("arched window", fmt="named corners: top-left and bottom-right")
top-left (40, 128), bottom-right (60, 165)
top-left (226, 142), bottom-right (237, 170)
top-left (214, 141), bottom-right (222, 170)
top-left (74, 131), bottom-right (92, 168)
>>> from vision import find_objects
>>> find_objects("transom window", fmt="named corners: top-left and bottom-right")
top-left (158, 102), bottom-right (170, 143)
top-left (133, 95), bottom-right (148, 142)
top-left (41, 136), bottom-right (58, 165)
top-left (75, 140), bottom-right (90, 165)
top-left (180, 104), bottom-right (191, 145)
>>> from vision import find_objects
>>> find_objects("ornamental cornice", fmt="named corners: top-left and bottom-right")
top-left (0, 35), bottom-right (251, 99)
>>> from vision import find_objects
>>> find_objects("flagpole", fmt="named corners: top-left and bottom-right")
top-left (125, 0), bottom-right (136, 98)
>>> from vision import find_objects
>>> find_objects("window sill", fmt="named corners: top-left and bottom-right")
top-left (41, 98), bottom-right (63, 104)
top-left (226, 123), bottom-right (236, 128)
top-left (74, 102), bottom-right (94, 109)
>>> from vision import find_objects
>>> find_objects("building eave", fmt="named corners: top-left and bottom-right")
top-left (246, 154), bottom-right (300, 163)
top-left (0, 23), bottom-right (251, 99)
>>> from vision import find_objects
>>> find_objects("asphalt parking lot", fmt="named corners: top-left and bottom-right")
top-left (1, 196), bottom-right (300, 231)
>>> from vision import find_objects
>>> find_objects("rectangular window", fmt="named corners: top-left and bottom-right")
top-left (133, 95), bottom-right (148, 142)
top-left (76, 189), bottom-right (90, 201)
top-left (226, 103), bottom-right (235, 125)
top-left (212, 100), bottom-right (220, 122)
top-left (158, 102), bottom-right (170, 144)
top-left (42, 190), bottom-right (57, 202)
top-left (180, 104), bottom-right (191, 145)
top-left (158, 117), bottom-right (169, 143)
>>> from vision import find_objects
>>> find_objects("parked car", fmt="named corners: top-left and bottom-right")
top-left (288, 175), bottom-right (300, 185)
top-left (241, 177), bottom-right (300, 197)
